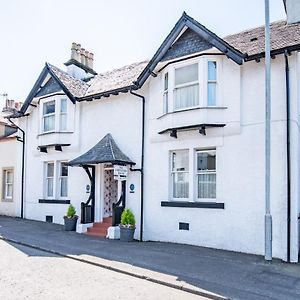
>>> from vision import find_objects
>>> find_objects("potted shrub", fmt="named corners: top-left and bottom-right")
top-left (63, 204), bottom-right (78, 231)
top-left (119, 208), bottom-right (136, 242)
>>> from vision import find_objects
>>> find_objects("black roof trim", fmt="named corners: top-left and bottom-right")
top-left (64, 59), bottom-right (97, 76)
top-left (135, 12), bottom-right (245, 88)
top-left (20, 63), bottom-right (77, 115)
top-left (244, 44), bottom-right (300, 62)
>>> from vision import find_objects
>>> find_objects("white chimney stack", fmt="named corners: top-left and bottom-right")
top-left (65, 43), bottom-right (96, 79)
top-left (284, 0), bottom-right (300, 24)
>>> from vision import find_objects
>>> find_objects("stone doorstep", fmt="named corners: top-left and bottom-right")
top-left (0, 235), bottom-right (227, 300)
top-left (76, 223), bottom-right (93, 233)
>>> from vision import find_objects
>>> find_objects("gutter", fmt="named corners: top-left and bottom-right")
top-left (129, 90), bottom-right (145, 242)
top-left (7, 117), bottom-right (25, 219)
top-left (284, 50), bottom-right (291, 262)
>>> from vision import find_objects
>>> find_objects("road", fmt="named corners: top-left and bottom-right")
top-left (0, 240), bottom-right (208, 300)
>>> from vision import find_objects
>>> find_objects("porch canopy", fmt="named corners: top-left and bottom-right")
top-left (68, 133), bottom-right (135, 166)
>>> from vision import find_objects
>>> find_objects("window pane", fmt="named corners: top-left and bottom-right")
top-left (208, 61), bottom-right (217, 81)
top-left (175, 64), bottom-right (198, 86)
top-left (43, 101), bottom-right (55, 115)
top-left (47, 178), bottom-right (53, 197)
top-left (172, 151), bottom-right (189, 172)
top-left (60, 99), bottom-right (67, 113)
top-left (164, 73), bottom-right (168, 91)
top-left (173, 172), bottom-right (189, 198)
top-left (6, 184), bottom-right (13, 198)
top-left (60, 178), bottom-right (68, 197)
top-left (174, 84), bottom-right (199, 110)
top-left (47, 163), bottom-right (54, 177)
top-left (6, 171), bottom-right (13, 184)
top-left (60, 114), bottom-right (67, 131)
top-left (198, 173), bottom-right (216, 198)
top-left (43, 115), bottom-right (55, 132)
top-left (163, 92), bottom-right (168, 114)
top-left (61, 163), bottom-right (68, 176)
top-left (197, 151), bottom-right (216, 171)
top-left (208, 83), bottom-right (216, 106)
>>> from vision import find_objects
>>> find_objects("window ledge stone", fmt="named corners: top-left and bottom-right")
top-left (161, 201), bottom-right (224, 209)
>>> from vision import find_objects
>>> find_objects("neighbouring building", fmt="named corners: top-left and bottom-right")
top-left (0, 100), bottom-right (22, 217)
top-left (11, 13), bottom-right (300, 262)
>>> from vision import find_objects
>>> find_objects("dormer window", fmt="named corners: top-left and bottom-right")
top-left (41, 98), bottom-right (68, 133)
top-left (174, 63), bottom-right (199, 110)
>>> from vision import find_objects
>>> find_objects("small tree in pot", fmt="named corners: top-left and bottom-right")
top-left (119, 208), bottom-right (136, 242)
top-left (64, 204), bottom-right (78, 231)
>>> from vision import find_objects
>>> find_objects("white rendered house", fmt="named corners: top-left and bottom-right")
top-left (13, 13), bottom-right (300, 262)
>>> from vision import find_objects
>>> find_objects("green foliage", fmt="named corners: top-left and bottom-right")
top-left (121, 208), bottom-right (136, 227)
top-left (66, 204), bottom-right (76, 218)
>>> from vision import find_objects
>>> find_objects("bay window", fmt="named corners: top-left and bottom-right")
top-left (41, 98), bottom-right (68, 133)
top-left (171, 150), bottom-right (189, 199)
top-left (197, 150), bottom-right (216, 199)
top-left (45, 162), bottom-right (54, 198)
top-left (174, 63), bottom-right (199, 110)
top-left (163, 73), bottom-right (169, 114)
top-left (59, 162), bottom-right (68, 198)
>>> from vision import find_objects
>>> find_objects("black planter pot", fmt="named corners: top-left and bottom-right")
top-left (120, 226), bottom-right (135, 242)
top-left (64, 216), bottom-right (78, 231)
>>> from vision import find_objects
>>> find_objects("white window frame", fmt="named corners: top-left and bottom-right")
top-left (42, 100), bottom-right (56, 133)
top-left (173, 63), bottom-right (199, 111)
top-left (2, 168), bottom-right (13, 201)
top-left (207, 60), bottom-right (218, 106)
top-left (58, 161), bottom-right (68, 199)
top-left (40, 97), bottom-right (68, 134)
top-left (195, 149), bottom-right (217, 201)
top-left (170, 150), bottom-right (189, 200)
top-left (45, 162), bottom-right (55, 198)
top-left (163, 72), bottom-right (169, 114)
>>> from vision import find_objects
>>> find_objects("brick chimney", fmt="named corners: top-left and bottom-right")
top-left (64, 43), bottom-right (97, 80)
top-left (284, 0), bottom-right (300, 24)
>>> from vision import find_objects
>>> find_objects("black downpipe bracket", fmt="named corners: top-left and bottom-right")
top-left (284, 51), bottom-right (291, 262)
top-left (8, 118), bottom-right (25, 219)
top-left (130, 90), bottom-right (145, 242)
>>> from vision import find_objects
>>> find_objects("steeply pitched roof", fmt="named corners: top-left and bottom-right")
top-left (224, 20), bottom-right (300, 60)
top-left (47, 63), bottom-right (89, 97)
top-left (68, 133), bottom-right (135, 166)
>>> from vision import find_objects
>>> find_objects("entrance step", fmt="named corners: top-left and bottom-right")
top-left (85, 217), bottom-right (112, 238)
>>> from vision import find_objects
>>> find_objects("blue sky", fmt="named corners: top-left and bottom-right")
top-left (0, 0), bottom-right (286, 102)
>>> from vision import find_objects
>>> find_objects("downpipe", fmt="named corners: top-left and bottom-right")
top-left (130, 90), bottom-right (145, 242)
top-left (8, 118), bottom-right (25, 219)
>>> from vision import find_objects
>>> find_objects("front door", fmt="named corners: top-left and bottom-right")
top-left (103, 169), bottom-right (118, 218)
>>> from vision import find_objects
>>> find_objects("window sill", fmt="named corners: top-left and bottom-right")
top-left (37, 131), bottom-right (74, 137)
top-left (1, 198), bottom-right (13, 203)
top-left (161, 201), bottom-right (224, 209)
top-left (39, 199), bottom-right (70, 204)
top-left (157, 106), bottom-right (227, 119)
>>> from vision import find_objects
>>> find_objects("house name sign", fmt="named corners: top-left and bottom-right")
top-left (114, 165), bottom-right (128, 181)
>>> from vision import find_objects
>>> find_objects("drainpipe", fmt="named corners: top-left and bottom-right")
top-left (284, 50), bottom-right (291, 262)
top-left (7, 118), bottom-right (25, 219)
top-left (129, 90), bottom-right (145, 242)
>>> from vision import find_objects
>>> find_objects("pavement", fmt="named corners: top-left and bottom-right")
top-left (0, 216), bottom-right (300, 300)
top-left (0, 240), bottom-right (206, 300)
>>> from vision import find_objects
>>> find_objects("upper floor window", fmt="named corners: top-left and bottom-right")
top-left (174, 63), bottom-right (199, 110)
top-left (41, 98), bottom-right (68, 133)
top-left (207, 61), bottom-right (217, 106)
top-left (43, 101), bottom-right (55, 132)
